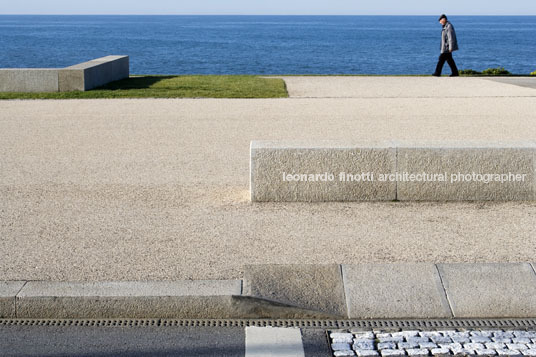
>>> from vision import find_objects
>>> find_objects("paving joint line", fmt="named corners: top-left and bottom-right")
top-left (13, 281), bottom-right (27, 318)
top-left (338, 264), bottom-right (349, 319)
top-left (434, 264), bottom-right (455, 319)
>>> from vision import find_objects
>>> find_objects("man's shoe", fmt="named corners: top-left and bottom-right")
top-left (432, 73), bottom-right (441, 77)
top-left (450, 73), bottom-right (459, 77)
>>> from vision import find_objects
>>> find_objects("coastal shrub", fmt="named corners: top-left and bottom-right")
top-left (459, 69), bottom-right (481, 75)
top-left (530, 70), bottom-right (536, 76)
top-left (481, 67), bottom-right (511, 75)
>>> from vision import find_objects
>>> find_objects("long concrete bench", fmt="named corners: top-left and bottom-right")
top-left (250, 141), bottom-right (536, 201)
top-left (0, 55), bottom-right (129, 92)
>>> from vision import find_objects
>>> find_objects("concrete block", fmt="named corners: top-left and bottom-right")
top-left (250, 141), bottom-right (397, 202)
top-left (243, 264), bottom-right (347, 317)
top-left (16, 280), bottom-right (241, 318)
top-left (59, 55), bottom-right (129, 91)
top-left (0, 281), bottom-right (26, 317)
top-left (342, 263), bottom-right (452, 318)
top-left (437, 263), bottom-right (536, 317)
top-left (397, 146), bottom-right (536, 201)
top-left (0, 69), bottom-right (59, 92)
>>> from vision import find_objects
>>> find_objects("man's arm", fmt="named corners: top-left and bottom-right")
top-left (447, 25), bottom-right (455, 52)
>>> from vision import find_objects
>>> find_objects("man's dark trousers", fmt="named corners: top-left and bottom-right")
top-left (434, 52), bottom-right (459, 76)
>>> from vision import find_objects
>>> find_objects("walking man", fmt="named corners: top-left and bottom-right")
top-left (433, 14), bottom-right (459, 77)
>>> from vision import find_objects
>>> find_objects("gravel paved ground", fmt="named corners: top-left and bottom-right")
top-left (1, 77), bottom-right (536, 281)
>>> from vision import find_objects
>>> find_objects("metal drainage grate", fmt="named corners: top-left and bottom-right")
top-left (2, 319), bottom-right (536, 329)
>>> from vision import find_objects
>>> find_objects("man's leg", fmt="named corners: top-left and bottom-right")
top-left (433, 53), bottom-right (447, 76)
top-left (446, 52), bottom-right (459, 76)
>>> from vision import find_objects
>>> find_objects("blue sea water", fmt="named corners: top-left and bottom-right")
top-left (1, 15), bottom-right (535, 75)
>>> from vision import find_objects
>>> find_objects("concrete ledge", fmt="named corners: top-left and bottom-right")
top-left (0, 281), bottom-right (26, 318)
top-left (250, 141), bottom-right (536, 202)
top-left (15, 280), bottom-right (241, 318)
top-left (398, 146), bottom-right (536, 201)
top-left (5, 263), bottom-right (536, 319)
top-left (59, 55), bottom-right (129, 91)
top-left (250, 141), bottom-right (397, 202)
top-left (1, 55), bottom-right (129, 92)
top-left (0, 69), bottom-right (59, 92)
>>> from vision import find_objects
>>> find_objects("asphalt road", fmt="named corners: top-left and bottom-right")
top-left (0, 325), bottom-right (330, 357)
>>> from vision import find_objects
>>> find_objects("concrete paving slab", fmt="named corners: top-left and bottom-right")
top-left (484, 77), bottom-right (536, 90)
top-left (342, 263), bottom-right (452, 319)
top-left (16, 280), bottom-right (242, 318)
top-left (243, 265), bottom-right (347, 318)
top-left (437, 263), bottom-right (536, 317)
top-left (0, 281), bottom-right (25, 318)
top-left (277, 76), bottom-right (536, 98)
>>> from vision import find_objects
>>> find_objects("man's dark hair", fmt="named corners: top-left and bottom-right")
top-left (438, 14), bottom-right (448, 21)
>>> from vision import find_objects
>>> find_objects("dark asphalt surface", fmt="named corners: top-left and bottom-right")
top-left (0, 325), bottom-right (331, 357)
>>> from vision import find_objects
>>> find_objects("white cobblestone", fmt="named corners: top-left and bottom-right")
top-left (355, 350), bottom-right (380, 357)
top-left (399, 342), bottom-right (419, 349)
top-left (354, 332), bottom-right (375, 340)
top-left (430, 347), bottom-right (450, 356)
top-left (431, 336), bottom-right (453, 344)
top-left (464, 343), bottom-right (486, 350)
top-left (476, 349), bottom-right (498, 355)
top-left (438, 342), bottom-right (463, 351)
top-left (419, 342), bottom-right (438, 349)
top-left (354, 341), bottom-right (376, 350)
top-left (487, 343), bottom-right (507, 350)
top-left (507, 344), bottom-right (529, 350)
top-left (471, 336), bottom-right (492, 343)
top-left (335, 351), bottom-right (356, 357)
top-left (496, 349), bottom-right (522, 356)
top-left (330, 330), bottom-right (536, 357)
top-left (380, 349), bottom-right (406, 357)
top-left (407, 337), bottom-right (430, 344)
top-left (380, 337), bottom-right (405, 343)
top-left (378, 343), bottom-right (397, 350)
top-left (513, 339), bottom-right (532, 344)
top-left (494, 338), bottom-right (514, 344)
top-left (393, 331), bottom-right (419, 339)
top-left (332, 343), bottom-right (352, 351)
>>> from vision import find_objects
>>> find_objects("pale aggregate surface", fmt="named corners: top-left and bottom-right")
top-left (1, 77), bottom-right (536, 281)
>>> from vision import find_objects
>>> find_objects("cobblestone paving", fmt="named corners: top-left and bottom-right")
top-left (329, 329), bottom-right (536, 356)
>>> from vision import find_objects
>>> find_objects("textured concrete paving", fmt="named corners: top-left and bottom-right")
top-left (243, 264), bottom-right (347, 317)
top-left (342, 264), bottom-right (452, 319)
top-left (437, 263), bottom-right (536, 318)
top-left (278, 76), bottom-right (536, 98)
top-left (1, 77), bottom-right (536, 282)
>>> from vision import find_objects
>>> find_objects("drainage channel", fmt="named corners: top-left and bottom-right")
top-left (2, 319), bottom-right (536, 329)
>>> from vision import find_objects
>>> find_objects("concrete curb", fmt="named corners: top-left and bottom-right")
top-left (3, 263), bottom-right (536, 319)
top-left (250, 141), bottom-right (536, 201)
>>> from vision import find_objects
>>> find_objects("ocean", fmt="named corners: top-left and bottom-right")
top-left (1, 15), bottom-right (535, 75)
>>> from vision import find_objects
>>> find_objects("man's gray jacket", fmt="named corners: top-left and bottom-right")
top-left (441, 21), bottom-right (459, 53)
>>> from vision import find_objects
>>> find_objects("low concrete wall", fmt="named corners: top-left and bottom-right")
top-left (0, 55), bottom-right (129, 92)
top-left (250, 141), bottom-right (397, 202)
top-left (0, 69), bottom-right (60, 92)
top-left (59, 55), bottom-right (129, 91)
top-left (250, 141), bottom-right (536, 202)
